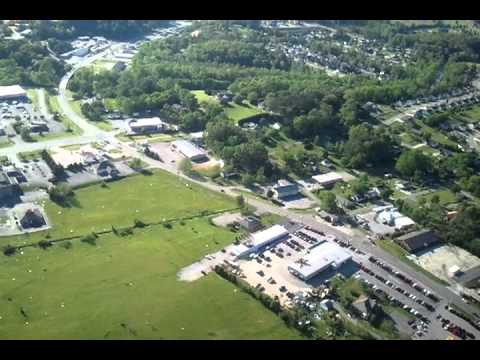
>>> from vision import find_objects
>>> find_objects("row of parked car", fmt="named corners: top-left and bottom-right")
top-left (368, 256), bottom-right (441, 303)
top-left (445, 305), bottom-right (480, 332)
top-left (294, 230), bottom-right (321, 245)
top-left (439, 315), bottom-right (476, 340)
top-left (359, 275), bottom-right (431, 324)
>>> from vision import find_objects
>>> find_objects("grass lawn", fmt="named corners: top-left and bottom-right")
top-left (223, 102), bottom-right (265, 123)
top-left (191, 90), bottom-right (266, 124)
top-left (417, 190), bottom-right (458, 206)
top-left (115, 132), bottom-right (177, 144)
top-left (376, 240), bottom-right (450, 286)
top-left (66, 95), bottom-right (113, 132)
top-left (1, 170), bottom-right (236, 248)
top-left (457, 105), bottom-right (480, 123)
top-left (260, 213), bottom-right (284, 227)
top-left (0, 218), bottom-right (300, 339)
top-left (30, 95), bottom-right (83, 142)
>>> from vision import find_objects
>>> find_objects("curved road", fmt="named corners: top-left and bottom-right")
top-left (0, 40), bottom-right (478, 328)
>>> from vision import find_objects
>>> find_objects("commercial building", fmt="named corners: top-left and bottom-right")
top-left (129, 117), bottom-right (168, 134)
top-left (0, 171), bottom-right (20, 202)
top-left (20, 209), bottom-right (46, 229)
top-left (312, 172), bottom-right (344, 187)
top-left (272, 179), bottom-right (300, 199)
top-left (288, 241), bottom-right (352, 281)
top-left (375, 206), bottom-right (416, 232)
top-left (0, 85), bottom-right (27, 101)
top-left (171, 140), bottom-right (208, 162)
top-left (452, 265), bottom-right (480, 289)
top-left (395, 229), bottom-right (440, 253)
top-left (238, 216), bottom-right (262, 232)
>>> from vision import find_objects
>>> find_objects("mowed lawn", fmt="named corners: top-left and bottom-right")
top-left (191, 90), bottom-right (266, 123)
top-left (0, 219), bottom-right (300, 339)
top-left (2, 170), bottom-right (235, 247)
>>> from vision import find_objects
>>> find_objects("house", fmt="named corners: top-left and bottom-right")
top-left (238, 216), bottom-right (262, 232)
top-left (394, 229), bottom-right (440, 253)
top-left (351, 295), bottom-right (378, 319)
top-left (272, 179), bottom-right (300, 200)
top-left (20, 209), bottom-right (46, 229)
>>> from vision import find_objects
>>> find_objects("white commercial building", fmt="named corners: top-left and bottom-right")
top-left (0, 85), bottom-right (27, 100)
top-left (312, 172), bottom-right (344, 187)
top-left (233, 225), bottom-right (289, 258)
top-left (129, 117), bottom-right (168, 134)
top-left (288, 241), bottom-right (352, 280)
top-left (375, 207), bottom-right (416, 231)
top-left (171, 140), bottom-right (208, 162)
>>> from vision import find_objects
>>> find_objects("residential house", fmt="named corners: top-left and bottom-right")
top-left (394, 229), bottom-right (440, 253)
top-left (272, 180), bottom-right (300, 200)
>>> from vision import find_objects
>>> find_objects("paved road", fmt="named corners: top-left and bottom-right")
top-left (0, 30), bottom-right (478, 332)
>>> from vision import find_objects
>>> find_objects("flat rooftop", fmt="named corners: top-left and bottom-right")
top-left (129, 117), bottom-right (165, 127)
top-left (172, 140), bottom-right (206, 159)
top-left (312, 172), bottom-right (343, 185)
top-left (288, 241), bottom-right (352, 279)
top-left (250, 224), bottom-right (289, 248)
top-left (0, 85), bottom-right (26, 98)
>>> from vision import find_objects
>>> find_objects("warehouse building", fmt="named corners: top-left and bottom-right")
top-left (171, 140), bottom-right (208, 162)
top-left (288, 241), bottom-right (352, 281)
top-left (0, 85), bottom-right (27, 101)
top-left (312, 172), bottom-right (344, 187)
top-left (232, 225), bottom-right (290, 258)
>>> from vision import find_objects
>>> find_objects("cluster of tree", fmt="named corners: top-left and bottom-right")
top-left (397, 197), bottom-right (480, 258)
top-left (41, 149), bottom-right (65, 178)
top-left (0, 39), bottom-right (67, 87)
top-left (205, 120), bottom-right (272, 180)
top-left (395, 149), bottom-right (432, 181)
top-left (30, 20), bottom-right (171, 41)
top-left (47, 38), bottom-right (73, 54)
top-left (81, 100), bottom-right (106, 122)
top-left (341, 124), bottom-right (397, 169)
top-left (48, 183), bottom-right (73, 205)
top-left (184, 40), bottom-right (290, 70)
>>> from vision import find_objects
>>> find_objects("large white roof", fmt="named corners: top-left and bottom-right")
top-left (129, 117), bottom-right (164, 128)
top-left (0, 85), bottom-right (26, 98)
top-left (172, 140), bottom-right (206, 159)
top-left (312, 172), bottom-right (343, 185)
top-left (288, 241), bottom-right (352, 279)
top-left (251, 224), bottom-right (289, 248)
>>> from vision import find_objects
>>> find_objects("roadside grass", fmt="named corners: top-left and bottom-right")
top-left (376, 240), bottom-right (450, 286)
top-left (17, 150), bottom-right (43, 162)
top-left (66, 94), bottom-right (113, 132)
top-left (115, 132), bottom-right (177, 144)
top-left (0, 137), bottom-right (13, 148)
top-left (0, 218), bottom-right (300, 340)
top-left (1, 169), bottom-right (235, 248)
top-left (26, 89), bottom-right (40, 111)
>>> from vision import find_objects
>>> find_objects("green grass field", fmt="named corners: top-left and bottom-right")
top-left (26, 89), bottom-right (40, 111)
top-left (0, 218), bottom-right (300, 339)
top-left (191, 90), bottom-right (265, 123)
top-left (1, 170), bottom-right (235, 248)
top-left (417, 190), bottom-right (458, 206)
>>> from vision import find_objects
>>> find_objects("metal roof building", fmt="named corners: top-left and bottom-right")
top-left (0, 85), bottom-right (27, 100)
top-left (250, 224), bottom-right (289, 249)
top-left (312, 172), bottom-right (344, 186)
top-left (171, 140), bottom-right (208, 162)
top-left (288, 241), bottom-right (352, 280)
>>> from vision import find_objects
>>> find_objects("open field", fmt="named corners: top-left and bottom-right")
top-left (0, 218), bottom-right (300, 339)
top-left (191, 90), bottom-right (266, 123)
top-left (1, 170), bottom-right (235, 247)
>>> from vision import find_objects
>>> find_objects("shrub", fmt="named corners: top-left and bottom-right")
top-left (38, 239), bottom-right (53, 249)
top-left (81, 234), bottom-right (97, 245)
top-left (133, 219), bottom-right (146, 228)
top-left (163, 222), bottom-right (172, 229)
top-left (119, 228), bottom-right (133, 237)
top-left (61, 241), bottom-right (73, 250)
top-left (3, 245), bottom-right (16, 256)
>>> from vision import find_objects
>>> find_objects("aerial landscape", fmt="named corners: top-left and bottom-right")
top-left (2, 19), bottom-right (480, 340)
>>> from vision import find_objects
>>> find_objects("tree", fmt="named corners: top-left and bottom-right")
top-left (128, 158), bottom-right (145, 171)
top-left (236, 195), bottom-right (245, 208)
top-left (20, 127), bottom-right (33, 142)
top-left (233, 95), bottom-right (244, 105)
top-left (395, 149), bottom-right (430, 179)
top-left (48, 183), bottom-right (73, 205)
top-left (320, 192), bottom-right (338, 213)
